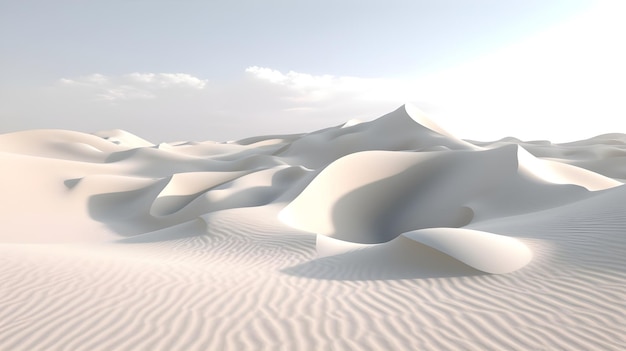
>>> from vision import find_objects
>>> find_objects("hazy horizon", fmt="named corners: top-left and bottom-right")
top-left (1, 0), bottom-right (625, 143)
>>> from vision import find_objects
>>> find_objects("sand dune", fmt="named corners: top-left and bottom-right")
top-left (1, 104), bottom-right (625, 350)
top-left (279, 145), bottom-right (618, 244)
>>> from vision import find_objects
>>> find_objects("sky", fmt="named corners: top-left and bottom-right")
top-left (1, 0), bottom-right (624, 143)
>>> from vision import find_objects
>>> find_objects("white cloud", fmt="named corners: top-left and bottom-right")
top-left (59, 73), bottom-right (207, 101)
top-left (246, 66), bottom-right (355, 102)
top-left (245, 65), bottom-right (413, 104)
top-left (126, 73), bottom-right (207, 89)
top-left (60, 73), bottom-right (109, 87)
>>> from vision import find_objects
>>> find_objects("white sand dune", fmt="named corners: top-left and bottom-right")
top-left (1, 104), bottom-right (625, 350)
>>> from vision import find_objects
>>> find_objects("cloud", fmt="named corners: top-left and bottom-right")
top-left (245, 65), bottom-right (415, 105)
top-left (59, 73), bottom-right (207, 101)
top-left (126, 73), bottom-right (207, 89)
top-left (246, 66), bottom-right (338, 92)
top-left (245, 65), bottom-right (355, 104)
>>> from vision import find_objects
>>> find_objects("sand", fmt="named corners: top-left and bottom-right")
top-left (1, 104), bottom-right (625, 350)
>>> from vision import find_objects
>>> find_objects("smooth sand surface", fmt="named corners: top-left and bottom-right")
top-left (1, 104), bottom-right (625, 350)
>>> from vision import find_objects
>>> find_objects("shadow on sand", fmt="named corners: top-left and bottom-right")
top-left (281, 236), bottom-right (484, 281)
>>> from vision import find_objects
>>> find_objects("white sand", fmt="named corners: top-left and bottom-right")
top-left (1, 104), bottom-right (625, 350)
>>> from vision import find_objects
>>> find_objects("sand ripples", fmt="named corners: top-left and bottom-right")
top-left (2, 202), bottom-right (625, 350)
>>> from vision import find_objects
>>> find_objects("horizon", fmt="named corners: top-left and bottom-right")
top-left (1, 0), bottom-right (625, 143)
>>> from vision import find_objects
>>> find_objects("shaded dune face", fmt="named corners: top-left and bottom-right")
top-left (281, 150), bottom-right (483, 244)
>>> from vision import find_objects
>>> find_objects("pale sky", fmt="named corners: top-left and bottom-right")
top-left (1, 0), bottom-right (624, 143)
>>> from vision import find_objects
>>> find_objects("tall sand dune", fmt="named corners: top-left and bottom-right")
top-left (1, 104), bottom-right (624, 350)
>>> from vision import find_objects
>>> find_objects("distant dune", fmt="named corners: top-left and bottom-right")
top-left (1, 104), bottom-right (625, 350)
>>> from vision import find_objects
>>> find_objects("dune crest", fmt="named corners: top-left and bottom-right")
top-left (515, 144), bottom-right (621, 191)
top-left (93, 129), bottom-right (154, 148)
top-left (313, 226), bottom-right (532, 275)
top-left (403, 228), bottom-right (533, 274)
top-left (276, 104), bottom-right (477, 169)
